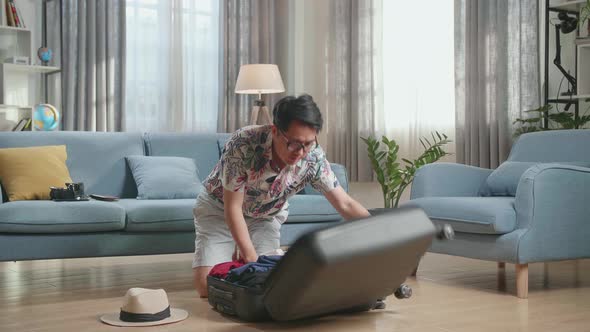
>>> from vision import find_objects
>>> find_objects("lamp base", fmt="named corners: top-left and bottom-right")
top-left (250, 101), bottom-right (273, 125)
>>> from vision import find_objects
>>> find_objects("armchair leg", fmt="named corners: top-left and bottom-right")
top-left (515, 264), bottom-right (528, 299)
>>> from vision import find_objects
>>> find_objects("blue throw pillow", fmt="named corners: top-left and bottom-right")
top-left (126, 156), bottom-right (204, 199)
top-left (484, 161), bottom-right (589, 196)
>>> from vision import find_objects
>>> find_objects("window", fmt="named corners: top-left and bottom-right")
top-left (381, 1), bottom-right (455, 158)
top-left (125, 0), bottom-right (221, 132)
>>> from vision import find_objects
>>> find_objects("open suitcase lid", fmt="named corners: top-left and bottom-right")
top-left (263, 206), bottom-right (436, 321)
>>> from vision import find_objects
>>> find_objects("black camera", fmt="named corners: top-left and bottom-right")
top-left (50, 182), bottom-right (86, 201)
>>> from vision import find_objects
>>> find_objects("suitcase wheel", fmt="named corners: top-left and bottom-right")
top-left (373, 300), bottom-right (386, 309)
top-left (394, 284), bottom-right (412, 299)
top-left (215, 302), bottom-right (236, 315)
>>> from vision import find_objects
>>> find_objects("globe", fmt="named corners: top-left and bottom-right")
top-left (33, 104), bottom-right (59, 131)
top-left (37, 47), bottom-right (53, 64)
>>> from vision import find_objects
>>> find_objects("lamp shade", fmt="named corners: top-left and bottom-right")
top-left (235, 64), bottom-right (285, 94)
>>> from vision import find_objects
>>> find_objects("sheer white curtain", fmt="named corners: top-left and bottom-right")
top-left (324, 0), bottom-right (381, 182)
top-left (454, 0), bottom-right (539, 168)
top-left (380, 0), bottom-right (456, 161)
top-left (124, 0), bottom-right (221, 132)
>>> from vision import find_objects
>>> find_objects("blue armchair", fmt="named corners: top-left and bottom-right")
top-left (406, 130), bottom-right (590, 298)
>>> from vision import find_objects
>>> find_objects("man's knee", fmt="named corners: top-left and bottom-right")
top-left (193, 266), bottom-right (211, 298)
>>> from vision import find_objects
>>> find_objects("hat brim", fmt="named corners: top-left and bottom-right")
top-left (100, 308), bottom-right (188, 327)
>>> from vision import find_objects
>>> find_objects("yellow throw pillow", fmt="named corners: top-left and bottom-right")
top-left (0, 145), bottom-right (73, 201)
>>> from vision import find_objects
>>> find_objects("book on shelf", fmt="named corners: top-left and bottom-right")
top-left (22, 117), bottom-right (31, 130)
top-left (8, 0), bottom-right (22, 28)
top-left (12, 117), bottom-right (29, 131)
top-left (5, 0), bottom-right (14, 27)
top-left (3, 0), bottom-right (23, 28)
top-left (12, 0), bottom-right (23, 28)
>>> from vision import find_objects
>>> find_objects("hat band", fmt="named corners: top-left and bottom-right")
top-left (119, 306), bottom-right (171, 323)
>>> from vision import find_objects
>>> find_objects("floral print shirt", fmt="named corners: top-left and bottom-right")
top-left (203, 125), bottom-right (340, 219)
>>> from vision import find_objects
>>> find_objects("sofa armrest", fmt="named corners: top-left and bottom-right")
top-left (303, 162), bottom-right (349, 195)
top-left (514, 164), bottom-right (590, 262)
top-left (410, 163), bottom-right (493, 199)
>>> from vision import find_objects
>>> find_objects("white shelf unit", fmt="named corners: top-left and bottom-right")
top-left (0, 104), bottom-right (31, 131)
top-left (3, 63), bottom-right (59, 74)
top-left (551, 0), bottom-right (588, 11)
top-left (577, 43), bottom-right (590, 98)
top-left (0, 25), bottom-right (60, 131)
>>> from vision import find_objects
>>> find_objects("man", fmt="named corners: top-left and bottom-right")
top-left (193, 94), bottom-right (370, 297)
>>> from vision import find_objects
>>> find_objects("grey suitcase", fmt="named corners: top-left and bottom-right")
top-left (208, 206), bottom-right (438, 321)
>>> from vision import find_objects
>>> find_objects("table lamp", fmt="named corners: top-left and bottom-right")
top-left (235, 64), bottom-right (285, 125)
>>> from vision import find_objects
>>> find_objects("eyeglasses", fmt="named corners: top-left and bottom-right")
top-left (279, 130), bottom-right (318, 153)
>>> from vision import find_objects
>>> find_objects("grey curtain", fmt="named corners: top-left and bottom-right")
top-left (54, 0), bottom-right (126, 131)
top-left (220, 0), bottom-right (279, 132)
top-left (325, 0), bottom-right (379, 181)
top-left (455, 0), bottom-right (540, 168)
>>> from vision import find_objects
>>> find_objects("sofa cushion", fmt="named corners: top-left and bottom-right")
top-left (484, 161), bottom-right (590, 196)
top-left (126, 156), bottom-right (204, 199)
top-left (117, 199), bottom-right (195, 232)
top-left (301, 162), bottom-right (349, 195)
top-left (0, 131), bottom-right (145, 198)
top-left (144, 133), bottom-right (227, 180)
top-left (0, 200), bottom-right (125, 233)
top-left (0, 145), bottom-right (73, 201)
top-left (484, 161), bottom-right (537, 196)
top-left (285, 195), bottom-right (341, 223)
top-left (405, 197), bottom-right (516, 234)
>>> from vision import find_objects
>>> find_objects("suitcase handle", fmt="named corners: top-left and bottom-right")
top-left (209, 285), bottom-right (237, 315)
top-left (209, 285), bottom-right (235, 301)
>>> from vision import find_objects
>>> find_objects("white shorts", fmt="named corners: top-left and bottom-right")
top-left (192, 192), bottom-right (288, 268)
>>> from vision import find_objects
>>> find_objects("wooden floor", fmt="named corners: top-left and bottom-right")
top-left (1, 252), bottom-right (589, 332)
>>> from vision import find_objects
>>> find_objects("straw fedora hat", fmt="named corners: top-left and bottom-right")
top-left (100, 288), bottom-right (188, 327)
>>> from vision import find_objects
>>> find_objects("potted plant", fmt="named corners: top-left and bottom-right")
top-left (513, 104), bottom-right (590, 137)
top-left (361, 132), bottom-right (451, 209)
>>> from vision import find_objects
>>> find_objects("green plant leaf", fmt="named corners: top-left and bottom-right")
top-left (402, 158), bottom-right (413, 166)
top-left (513, 117), bottom-right (541, 124)
top-left (419, 138), bottom-right (426, 150)
top-left (364, 131), bottom-right (451, 208)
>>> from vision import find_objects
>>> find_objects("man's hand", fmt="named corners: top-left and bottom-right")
top-left (324, 186), bottom-right (370, 221)
top-left (224, 189), bottom-right (259, 262)
top-left (232, 245), bottom-right (239, 261)
top-left (232, 245), bottom-right (258, 263)
top-left (242, 252), bottom-right (259, 263)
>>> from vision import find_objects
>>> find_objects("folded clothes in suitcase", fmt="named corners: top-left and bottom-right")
top-left (208, 206), bottom-right (437, 322)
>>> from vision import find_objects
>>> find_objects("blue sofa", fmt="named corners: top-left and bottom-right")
top-left (0, 131), bottom-right (348, 262)
top-left (406, 130), bottom-right (590, 298)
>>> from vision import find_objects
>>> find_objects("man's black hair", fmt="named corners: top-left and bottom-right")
top-left (272, 94), bottom-right (323, 132)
